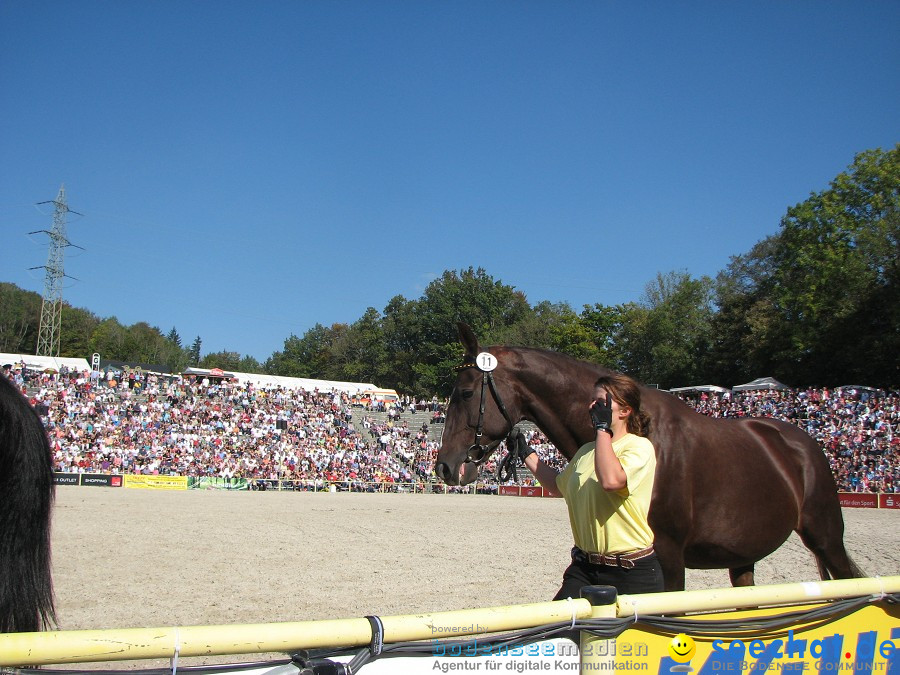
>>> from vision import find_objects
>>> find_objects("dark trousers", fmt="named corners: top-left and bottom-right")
top-left (552, 552), bottom-right (664, 601)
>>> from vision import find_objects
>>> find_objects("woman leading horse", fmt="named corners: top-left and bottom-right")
top-left (515, 372), bottom-right (665, 599)
top-left (435, 323), bottom-right (862, 591)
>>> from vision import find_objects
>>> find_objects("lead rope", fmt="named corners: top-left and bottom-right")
top-left (497, 427), bottom-right (522, 483)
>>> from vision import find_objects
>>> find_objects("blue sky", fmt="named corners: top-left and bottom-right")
top-left (2, 2), bottom-right (898, 362)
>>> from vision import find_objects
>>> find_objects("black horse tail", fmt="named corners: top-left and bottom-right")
top-left (815, 554), bottom-right (867, 581)
top-left (0, 373), bottom-right (56, 633)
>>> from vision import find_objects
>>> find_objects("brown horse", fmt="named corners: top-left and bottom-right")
top-left (434, 324), bottom-right (863, 591)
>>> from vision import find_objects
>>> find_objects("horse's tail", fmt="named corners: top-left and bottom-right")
top-left (814, 553), bottom-right (867, 581)
top-left (0, 374), bottom-right (56, 633)
top-left (848, 557), bottom-right (867, 578)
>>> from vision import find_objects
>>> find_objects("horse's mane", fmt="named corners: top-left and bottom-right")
top-left (471, 343), bottom-right (607, 371)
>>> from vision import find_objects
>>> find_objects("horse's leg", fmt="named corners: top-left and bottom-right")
top-left (728, 564), bottom-right (755, 586)
top-left (653, 536), bottom-right (686, 591)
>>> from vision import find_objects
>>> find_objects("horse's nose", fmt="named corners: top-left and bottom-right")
top-left (434, 461), bottom-right (457, 485)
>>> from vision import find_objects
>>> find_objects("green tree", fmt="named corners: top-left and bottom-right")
top-left (330, 308), bottom-right (387, 383)
top-left (380, 294), bottom-right (420, 391)
top-left (237, 355), bottom-right (262, 373)
top-left (166, 327), bottom-right (182, 348)
top-left (712, 145), bottom-right (899, 386)
top-left (708, 237), bottom-right (782, 384)
top-left (59, 305), bottom-right (100, 358)
top-left (188, 336), bottom-right (202, 366)
top-left (579, 302), bottom-right (628, 369)
top-left (536, 302), bottom-right (600, 362)
top-left (614, 271), bottom-right (714, 388)
top-left (89, 318), bottom-right (128, 360)
top-left (200, 350), bottom-right (243, 371)
top-left (124, 322), bottom-right (170, 364)
top-left (494, 300), bottom-right (601, 361)
top-left (409, 268), bottom-right (530, 396)
top-left (0, 283), bottom-right (41, 353)
top-left (265, 323), bottom-right (341, 378)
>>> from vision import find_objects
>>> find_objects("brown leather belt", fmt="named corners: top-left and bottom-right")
top-left (573, 545), bottom-right (655, 569)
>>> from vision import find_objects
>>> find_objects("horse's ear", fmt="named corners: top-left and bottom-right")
top-left (457, 322), bottom-right (480, 356)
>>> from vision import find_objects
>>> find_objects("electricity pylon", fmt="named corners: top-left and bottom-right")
top-left (29, 185), bottom-right (82, 357)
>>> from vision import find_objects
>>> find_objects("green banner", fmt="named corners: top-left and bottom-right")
top-left (188, 476), bottom-right (249, 490)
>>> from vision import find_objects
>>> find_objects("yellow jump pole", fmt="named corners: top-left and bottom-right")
top-left (616, 575), bottom-right (900, 618)
top-left (2, 576), bottom-right (896, 667)
top-left (0, 598), bottom-right (594, 667)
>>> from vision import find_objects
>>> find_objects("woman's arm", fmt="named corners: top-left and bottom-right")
top-left (593, 430), bottom-right (627, 491)
top-left (523, 453), bottom-right (562, 497)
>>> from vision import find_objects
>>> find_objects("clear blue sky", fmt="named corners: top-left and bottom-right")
top-left (2, 2), bottom-right (897, 362)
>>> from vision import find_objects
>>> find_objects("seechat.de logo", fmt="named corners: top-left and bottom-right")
top-left (669, 634), bottom-right (696, 672)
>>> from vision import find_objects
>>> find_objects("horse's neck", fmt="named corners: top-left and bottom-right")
top-left (511, 350), bottom-right (598, 460)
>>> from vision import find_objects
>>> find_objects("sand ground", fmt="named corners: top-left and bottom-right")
top-left (44, 486), bottom-right (899, 669)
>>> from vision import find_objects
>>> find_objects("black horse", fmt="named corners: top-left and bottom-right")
top-left (435, 324), bottom-right (863, 591)
top-left (0, 371), bottom-right (55, 632)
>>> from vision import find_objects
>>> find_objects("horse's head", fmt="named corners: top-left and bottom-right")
top-left (434, 323), bottom-right (520, 486)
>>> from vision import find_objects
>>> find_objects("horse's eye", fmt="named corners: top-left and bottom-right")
top-left (461, 390), bottom-right (474, 401)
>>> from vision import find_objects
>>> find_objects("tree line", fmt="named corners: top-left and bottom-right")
top-left (2, 145), bottom-right (896, 395)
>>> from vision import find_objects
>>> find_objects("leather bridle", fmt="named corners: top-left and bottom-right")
top-left (454, 358), bottom-right (517, 466)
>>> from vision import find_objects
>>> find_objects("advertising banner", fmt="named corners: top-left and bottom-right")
top-left (52, 472), bottom-right (80, 486)
top-left (80, 474), bottom-right (122, 488)
top-left (122, 474), bottom-right (189, 490)
top-left (600, 601), bottom-right (900, 675)
top-left (879, 494), bottom-right (900, 509)
top-left (839, 493), bottom-right (878, 508)
top-left (521, 486), bottom-right (543, 497)
top-left (187, 476), bottom-right (249, 490)
top-left (499, 485), bottom-right (520, 496)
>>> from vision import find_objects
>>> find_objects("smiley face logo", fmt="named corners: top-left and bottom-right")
top-left (668, 634), bottom-right (696, 663)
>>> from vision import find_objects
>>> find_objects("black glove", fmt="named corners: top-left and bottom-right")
top-left (508, 428), bottom-right (535, 462)
top-left (589, 393), bottom-right (614, 436)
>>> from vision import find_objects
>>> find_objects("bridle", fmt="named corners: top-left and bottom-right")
top-left (454, 355), bottom-right (517, 470)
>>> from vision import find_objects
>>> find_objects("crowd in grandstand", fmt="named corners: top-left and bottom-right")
top-left (2, 363), bottom-right (897, 493)
top-left (675, 387), bottom-right (898, 494)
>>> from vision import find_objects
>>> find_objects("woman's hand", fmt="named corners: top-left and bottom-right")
top-left (590, 393), bottom-right (613, 436)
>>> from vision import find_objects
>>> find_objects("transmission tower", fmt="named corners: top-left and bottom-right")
top-left (29, 185), bottom-right (83, 357)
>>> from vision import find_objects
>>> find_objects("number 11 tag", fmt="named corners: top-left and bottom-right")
top-left (476, 352), bottom-right (498, 372)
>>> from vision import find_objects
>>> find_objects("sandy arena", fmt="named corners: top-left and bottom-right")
top-left (47, 486), bottom-right (898, 669)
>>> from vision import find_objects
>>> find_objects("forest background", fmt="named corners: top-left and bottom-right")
top-left (2, 145), bottom-right (897, 396)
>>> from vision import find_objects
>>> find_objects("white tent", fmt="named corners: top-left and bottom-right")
top-left (232, 371), bottom-right (376, 395)
top-left (182, 366), bottom-right (375, 395)
top-left (835, 384), bottom-right (881, 394)
top-left (0, 352), bottom-right (91, 373)
top-left (669, 384), bottom-right (729, 394)
top-left (732, 376), bottom-right (791, 392)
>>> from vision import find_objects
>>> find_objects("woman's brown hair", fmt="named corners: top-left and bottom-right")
top-left (593, 372), bottom-right (652, 437)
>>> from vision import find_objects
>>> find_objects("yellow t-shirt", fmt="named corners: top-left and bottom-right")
top-left (555, 433), bottom-right (656, 555)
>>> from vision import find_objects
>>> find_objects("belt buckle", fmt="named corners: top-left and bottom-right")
top-left (617, 554), bottom-right (635, 569)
